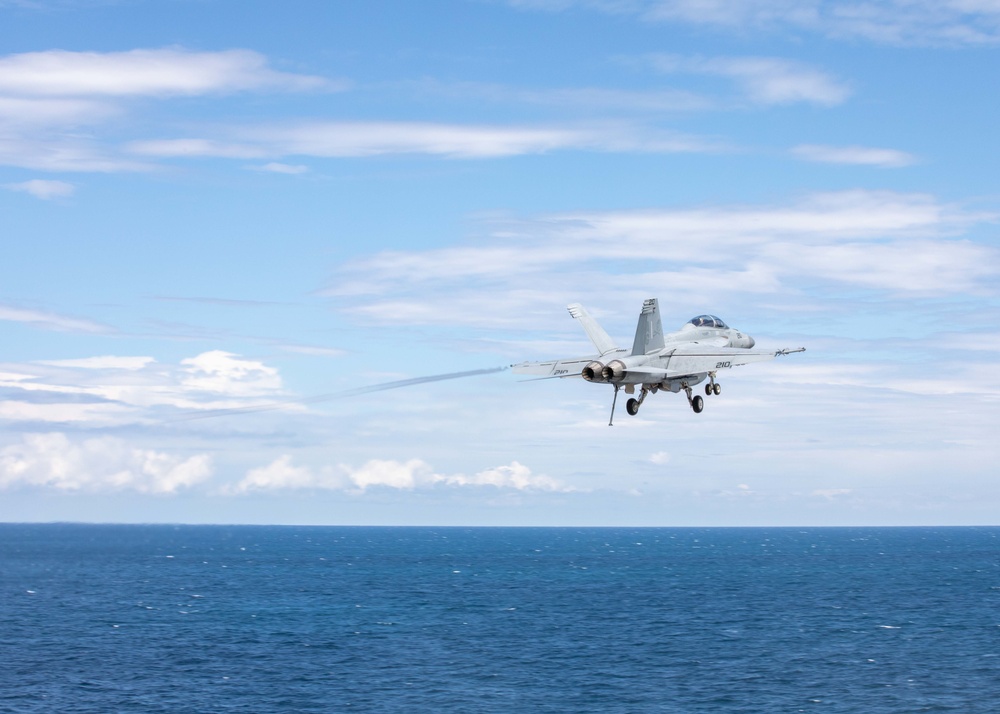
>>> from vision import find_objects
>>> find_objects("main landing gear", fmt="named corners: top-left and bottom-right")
top-left (626, 388), bottom-right (648, 417)
top-left (609, 385), bottom-right (651, 425)
top-left (682, 384), bottom-right (704, 414)
top-left (608, 374), bottom-right (722, 424)
top-left (685, 372), bottom-right (722, 414)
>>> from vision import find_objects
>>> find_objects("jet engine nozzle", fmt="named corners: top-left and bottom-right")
top-left (581, 361), bottom-right (606, 382)
top-left (601, 360), bottom-right (626, 383)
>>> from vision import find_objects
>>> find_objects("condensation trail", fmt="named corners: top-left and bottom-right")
top-left (171, 365), bottom-right (508, 422)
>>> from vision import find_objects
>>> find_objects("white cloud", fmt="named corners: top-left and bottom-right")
top-left (0, 350), bottom-right (292, 426)
top-left (181, 350), bottom-right (282, 397)
top-left (649, 451), bottom-right (671, 464)
top-left (0, 433), bottom-right (212, 494)
top-left (346, 458), bottom-right (440, 490)
top-left (236, 455), bottom-right (325, 492)
top-left (792, 144), bottom-right (917, 167)
top-left (0, 48), bottom-right (330, 97)
top-left (3, 179), bottom-right (75, 199)
top-left (647, 54), bottom-right (851, 105)
top-left (229, 457), bottom-right (571, 493)
top-left (447, 461), bottom-right (573, 491)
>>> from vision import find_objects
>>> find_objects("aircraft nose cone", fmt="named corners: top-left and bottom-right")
top-left (747, 336), bottom-right (755, 348)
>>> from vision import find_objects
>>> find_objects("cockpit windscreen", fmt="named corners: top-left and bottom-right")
top-left (688, 315), bottom-right (729, 329)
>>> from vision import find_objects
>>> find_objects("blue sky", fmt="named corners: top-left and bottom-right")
top-left (1, 0), bottom-right (998, 525)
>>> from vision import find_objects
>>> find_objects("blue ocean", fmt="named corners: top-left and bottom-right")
top-left (1, 525), bottom-right (998, 713)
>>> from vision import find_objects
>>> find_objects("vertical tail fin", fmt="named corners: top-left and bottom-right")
top-left (631, 298), bottom-right (664, 356)
top-left (567, 303), bottom-right (618, 355)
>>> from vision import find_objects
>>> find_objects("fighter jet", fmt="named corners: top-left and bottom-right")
top-left (512, 298), bottom-right (804, 425)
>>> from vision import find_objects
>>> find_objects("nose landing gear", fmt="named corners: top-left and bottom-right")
top-left (704, 372), bottom-right (721, 396)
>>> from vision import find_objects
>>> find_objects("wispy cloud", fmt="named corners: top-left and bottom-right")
top-left (0, 48), bottom-right (339, 173)
top-left (646, 54), bottom-right (851, 105)
top-left (128, 120), bottom-right (724, 160)
top-left (148, 295), bottom-right (288, 307)
top-left (3, 179), bottom-right (75, 199)
top-left (38, 356), bottom-right (156, 370)
top-left (512, 1), bottom-right (1000, 46)
top-left (0, 304), bottom-right (111, 333)
top-left (251, 162), bottom-right (310, 174)
top-left (792, 144), bottom-right (917, 167)
top-left (406, 78), bottom-right (713, 114)
top-left (323, 190), bottom-right (997, 330)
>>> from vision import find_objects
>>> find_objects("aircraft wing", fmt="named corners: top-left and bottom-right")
top-left (625, 346), bottom-right (805, 381)
top-left (511, 355), bottom-right (596, 378)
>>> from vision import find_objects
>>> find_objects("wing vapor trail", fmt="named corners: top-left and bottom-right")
top-left (170, 366), bottom-right (508, 422)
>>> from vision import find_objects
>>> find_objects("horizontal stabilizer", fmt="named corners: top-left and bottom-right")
top-left (511, 356), bottom-right (594, 377)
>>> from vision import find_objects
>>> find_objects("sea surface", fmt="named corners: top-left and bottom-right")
top-left (1, 525), bottom-right (998, 713)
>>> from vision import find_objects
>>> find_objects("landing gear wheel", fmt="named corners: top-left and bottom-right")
top-left (692, 395), bottom-right (704, 413)
top-left (626, 398), bottom-right (640, 416)
top-left (713, 383), bottom-right (721, 396)
top-left (705, 384), bottom-right (713, 396)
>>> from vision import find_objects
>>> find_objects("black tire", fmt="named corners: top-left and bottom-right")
top-left (626, 398), bottom-right (639, 416)
top-left (713, 383), bottom-right (721, 396)
top-left (692, 395), bottom-right (704, 413)
top-left (705, 384), bottom-right (713, 395)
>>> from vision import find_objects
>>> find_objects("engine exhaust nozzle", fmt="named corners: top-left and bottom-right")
top-left (601, 360), bottom-right (626, 383)
top-left (581, 361), bottom-right (606, 382)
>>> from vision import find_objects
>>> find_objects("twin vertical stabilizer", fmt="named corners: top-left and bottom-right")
top-left (631, 298), bottom-right (664, 356)
top-left (567, 303), bottom-right (618, 356)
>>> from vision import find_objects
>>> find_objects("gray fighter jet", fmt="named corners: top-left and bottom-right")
top-left (512, 298), bottom-right (804, 424)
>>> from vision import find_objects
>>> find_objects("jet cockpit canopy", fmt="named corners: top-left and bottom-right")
top-left (687, 315), bottom-right (729, 329)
